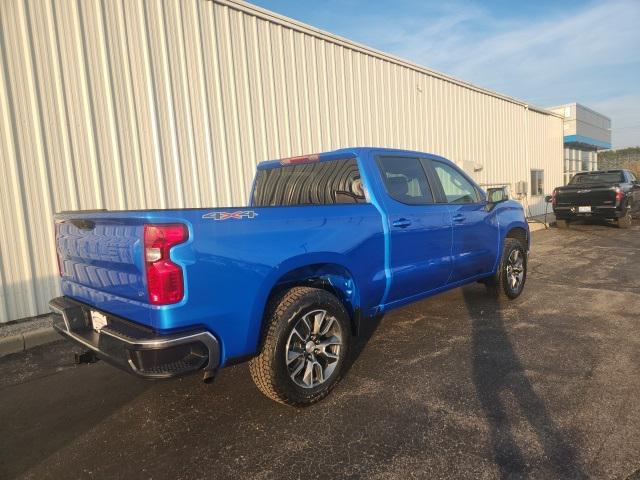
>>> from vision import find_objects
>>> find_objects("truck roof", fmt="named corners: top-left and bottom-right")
top-left (256, 147), bottom-right (452, 170)
top-left (574, 169), bottom-right (624, 174)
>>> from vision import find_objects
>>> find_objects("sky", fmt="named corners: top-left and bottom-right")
top-left (251, 0), bottom-right (640, 149)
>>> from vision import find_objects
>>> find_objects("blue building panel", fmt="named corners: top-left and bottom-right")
top-left (564, 134), bottom-right (611, 150)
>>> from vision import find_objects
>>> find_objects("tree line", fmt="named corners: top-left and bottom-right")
top-left (598, 147), bottom-right (640, 176)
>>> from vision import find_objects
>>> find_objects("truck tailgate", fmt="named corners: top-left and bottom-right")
top-left (55, 217), bottom-right (147, 302)
top-left (556, 186), bottom-right (617, 207)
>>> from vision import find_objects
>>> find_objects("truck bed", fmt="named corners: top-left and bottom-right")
top-left (55, 204), bottom-right (385, 364)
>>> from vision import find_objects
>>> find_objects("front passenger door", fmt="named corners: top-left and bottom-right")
top-left (427, 159), bottom-right (500, 283)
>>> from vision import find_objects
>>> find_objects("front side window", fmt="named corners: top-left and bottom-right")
top-left (531, 170), bottom-right (544, 196)
top-left (432, 161), bottom-right (479, 204)
top-left (252, 158), bottom-right (366, 206)
top-left (377, 156), bottom-right (434, 205)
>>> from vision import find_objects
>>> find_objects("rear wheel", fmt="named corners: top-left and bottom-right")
top-left (485, 238), bottom-right (527, 299)
top-left (617, 212), bottom-right (632, 229)
top-left (249, 287), bottom-right (351, 407)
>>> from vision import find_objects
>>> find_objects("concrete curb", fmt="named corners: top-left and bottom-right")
top-left (0, 325), bottom-right (60, 358)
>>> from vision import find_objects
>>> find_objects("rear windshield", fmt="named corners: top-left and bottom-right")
top-left (252, 159), bottom-right (367, 206)
top-left (569, 172), bottom-right (624, 185)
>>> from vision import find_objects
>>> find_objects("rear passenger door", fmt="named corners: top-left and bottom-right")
top-left (375, 156), bottom-right (453, 304)
top-left (426, 159), bottom-right (500, 283)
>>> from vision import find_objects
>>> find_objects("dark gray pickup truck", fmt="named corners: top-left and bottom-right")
top-left (551, 169), bottom-right (640, 228)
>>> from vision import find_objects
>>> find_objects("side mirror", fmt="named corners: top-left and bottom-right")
top-left (544, 195), bottom-right (553, 203)
top-left (487, 187), bottom-right (508, 204)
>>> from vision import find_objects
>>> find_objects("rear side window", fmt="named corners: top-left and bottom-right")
top-left (252, 159), bottom-right (366, 206)
top-left (377, 156), bottom-right (434, 205)
top-left (432, 161), bottom-right (479, 204)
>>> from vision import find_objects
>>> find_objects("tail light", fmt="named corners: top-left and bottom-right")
top-left (615, 187), bottom-right (624, 205)
top-left (552, 189), bottom-right (557, 207)
top-left (144, 224), bottom-right (188, 305)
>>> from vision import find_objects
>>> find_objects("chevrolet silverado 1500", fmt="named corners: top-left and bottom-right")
top-left (50, 148), bottom-right (530, 406)
top-left (551, 169), bottom-right (639, 228)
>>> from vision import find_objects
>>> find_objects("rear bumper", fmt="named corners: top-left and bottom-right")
top-left (49, 296), bottom-right (220, 379)
top-left (553, 205), bottom-right (627, 220)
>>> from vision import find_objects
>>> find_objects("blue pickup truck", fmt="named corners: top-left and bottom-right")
top-left (51, 148), bottom-right (529, 406)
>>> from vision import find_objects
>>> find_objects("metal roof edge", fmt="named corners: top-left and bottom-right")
top-left (214, 0), bottom-right (562, 118)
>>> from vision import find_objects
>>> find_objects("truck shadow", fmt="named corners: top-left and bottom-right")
top-left (554, 217), bottom-right (619, 229)
top-left (461, 286), bottom-right (586, 479)
top-left (343, 312), bottom-right (384, 377)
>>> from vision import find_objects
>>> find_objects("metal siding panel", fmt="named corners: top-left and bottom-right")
top-left (164, 0), bottom-right (201, 208)
top-left (229, 8), bottom-right (255, 199)
top-left (256, 17), bottom-right (281, 158)
top-left (103, 0), bottom-right (147, 209)
top-left (147, 0), bottom-right (186, 208)
top-left (126, 0), bottom-right (167, 208)
top-left (199, 0), bottom-right (232, 205)
top-left (80, 0), bottom-right (127, 210)
top-left (0, 0), bottom-right (39, 321)
top-left (2, 0), bottom-right (58, 317)
top-left (182, 0), bottom-right (217, 206)
top-left (214, 3), bottom-right (246, 202)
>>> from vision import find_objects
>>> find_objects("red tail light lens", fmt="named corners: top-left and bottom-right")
top-left (615, 187), bottom-right (624, 205)
top-left (144, 224), bottom-right (188, 305)
top-left (552, 189), bottom-right (557, 207)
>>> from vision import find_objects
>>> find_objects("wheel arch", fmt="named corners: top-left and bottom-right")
top-left (264, 262), bottom-right (361, 334)
top-left (248, 258), bottom-right (361, 356)
top-left (505, 226), bottom-right (529, 249)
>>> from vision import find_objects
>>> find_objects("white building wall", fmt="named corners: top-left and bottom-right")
top-left (0, 0), bottom-right (563, 322)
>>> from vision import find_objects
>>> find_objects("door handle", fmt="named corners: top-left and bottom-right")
top-left (452, 213), bottom-right (465, 223)
top-left (392, 218), bottom-right (412, 228)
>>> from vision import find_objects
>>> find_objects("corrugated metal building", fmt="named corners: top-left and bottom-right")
top-left (0, 0), bottom-right (563, 323)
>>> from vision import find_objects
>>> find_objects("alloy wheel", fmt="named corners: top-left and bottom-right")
top-left (505, 249), bottom-right (525, 292)
top-left (285, 309), bottom-right (343, 389)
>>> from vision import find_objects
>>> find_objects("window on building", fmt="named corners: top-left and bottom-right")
top-left (530, 170), bottom-right (544, 196)
top-left (432, 161), bottom-right (479, 204)
top-left (377, 156), bottom-right (434, 205)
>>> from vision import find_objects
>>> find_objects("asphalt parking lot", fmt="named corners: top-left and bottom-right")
top-left (1, 220), bottom-right (639, 480)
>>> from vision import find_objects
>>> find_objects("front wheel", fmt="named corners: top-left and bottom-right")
top-left (249, 287), bottom-right (351, 406)
top-left (485, 238), bottom-right (527, 299)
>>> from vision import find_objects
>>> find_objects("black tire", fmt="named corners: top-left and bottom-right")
top-left (617, 212), bottom-right (632, 229)
top-left (249, 287), bottom-right (351, 407)
top-left (484, 238), bottom-right (527, 299)
top-left (556, 219), bottom-right (569, 229)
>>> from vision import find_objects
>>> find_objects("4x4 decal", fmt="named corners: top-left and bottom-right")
top-left (202, 210), bottom-right (258, 220)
